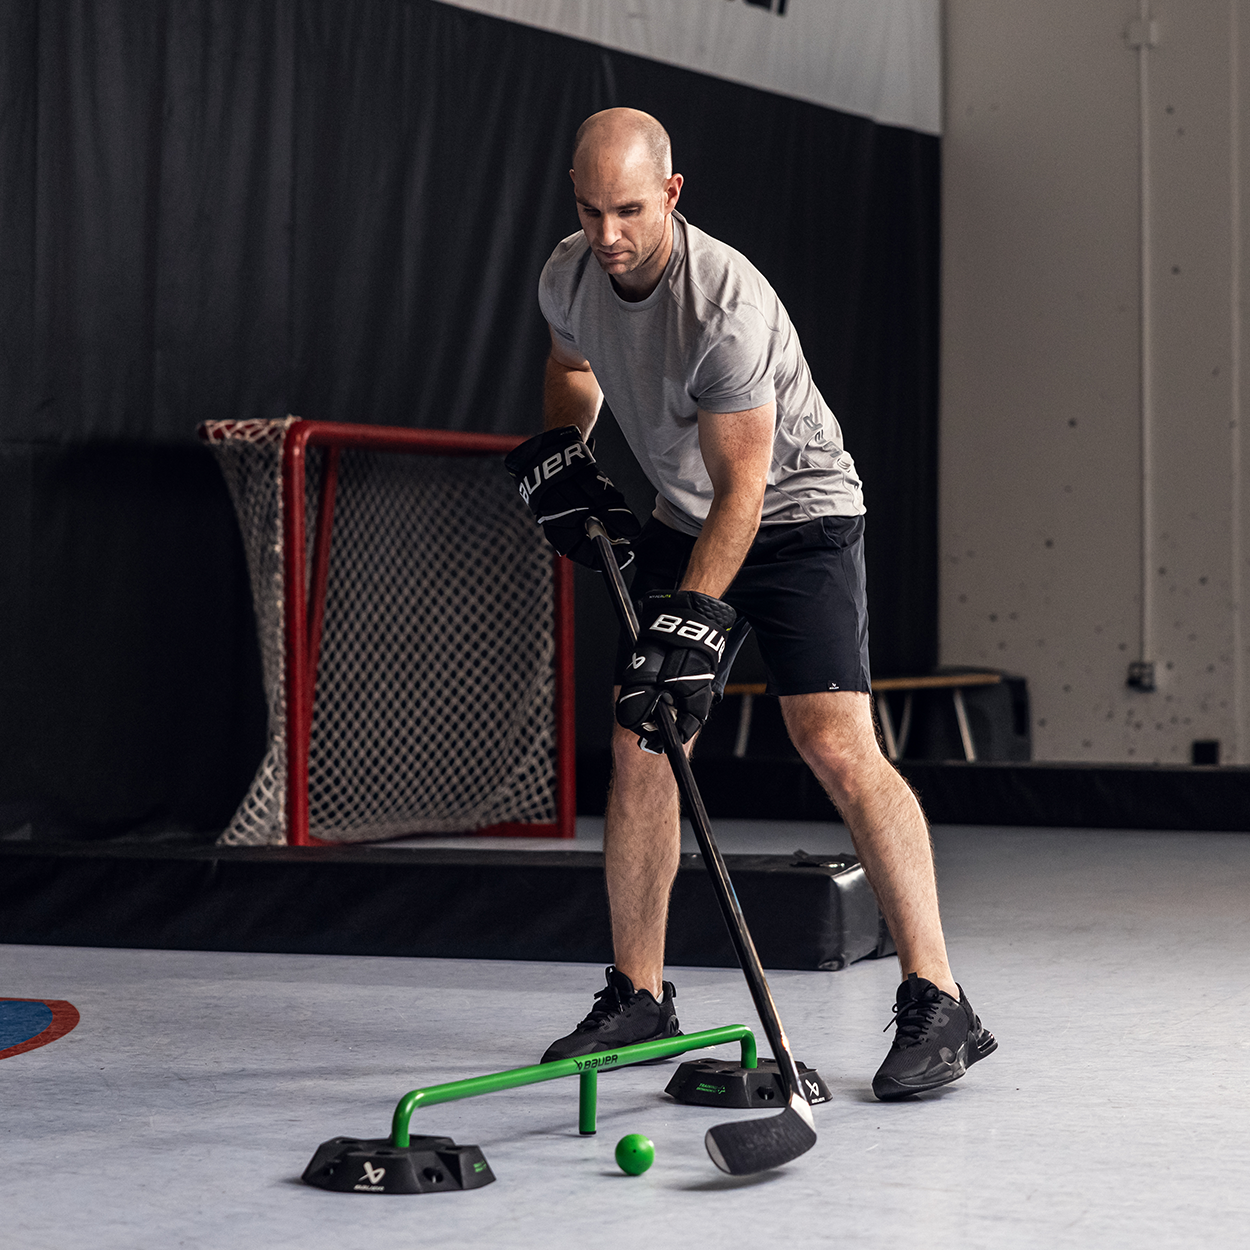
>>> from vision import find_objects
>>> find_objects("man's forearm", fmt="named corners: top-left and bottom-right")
top-left (680, 402), bottom-right (774, 598)
top-left (544, 355), bottom-right (603, 436)
top-left (679, 491), bottom-right (763, 598)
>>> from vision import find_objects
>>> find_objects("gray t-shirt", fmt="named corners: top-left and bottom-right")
top-left (538, 211), bottom-right (864, 535)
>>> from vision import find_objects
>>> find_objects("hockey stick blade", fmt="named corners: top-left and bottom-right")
top-left (705, 1095), bottom-right (816, 1177)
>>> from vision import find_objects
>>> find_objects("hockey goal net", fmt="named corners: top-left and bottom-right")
top-left (200, 417), bottom-right (575, 847)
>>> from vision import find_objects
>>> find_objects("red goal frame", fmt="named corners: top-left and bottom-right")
top-left (275, 419), bottom-right (576, 847)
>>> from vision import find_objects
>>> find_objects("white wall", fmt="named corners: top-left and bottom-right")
top-left (941, 0), bottom-right (1250, 763)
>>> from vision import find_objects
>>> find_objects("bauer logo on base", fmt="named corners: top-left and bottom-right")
top-left (354, 1162), bottom-right (386, 1192)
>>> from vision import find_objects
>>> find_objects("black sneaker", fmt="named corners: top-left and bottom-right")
top-left (541, 966), bottom-right (680, 1064)
top-left (872, 973), bottom-right (997, 1101)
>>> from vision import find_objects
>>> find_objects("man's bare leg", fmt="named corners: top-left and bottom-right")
top-left (781, 690), bottom-right (957, 998)
top-left (602, 716), bottom-right (684, 999)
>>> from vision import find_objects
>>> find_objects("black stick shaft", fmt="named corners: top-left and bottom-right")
top-left (587, 522), bottom-right (808, 1106)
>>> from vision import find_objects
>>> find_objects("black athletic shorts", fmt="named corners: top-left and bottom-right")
top-left (614, 515), bottom-right (872, 698)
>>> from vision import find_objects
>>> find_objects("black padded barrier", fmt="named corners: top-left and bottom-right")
top-left (0, 842), bottom-right (891, 973)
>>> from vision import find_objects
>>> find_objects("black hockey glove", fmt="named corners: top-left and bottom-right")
top-left (504, 426), bottom-right (640, 570)
top-left (616, 590), bottom-right (737, 753)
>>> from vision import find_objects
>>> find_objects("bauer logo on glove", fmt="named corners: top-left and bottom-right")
top-left (646, 613), bottom-right (728, 660)
top-left (504, 426), bottom-right (640, 570)
top-left (617, 590), bottom-right (738, 751)
top-left (513, 439), bottom-right (592, 506)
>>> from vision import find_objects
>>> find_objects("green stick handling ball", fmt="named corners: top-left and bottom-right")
top-left (615, 1134), bottom-right (655, 1175)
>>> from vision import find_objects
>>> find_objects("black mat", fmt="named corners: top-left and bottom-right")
top-left (0, 842), bottom-right (890, 972)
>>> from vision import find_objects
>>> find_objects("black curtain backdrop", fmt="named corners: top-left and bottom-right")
top-left (0, 0), bottom-right (939, 834)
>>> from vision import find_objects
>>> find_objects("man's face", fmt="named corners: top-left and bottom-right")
top-left (570, 146), bottom-right (680, 281)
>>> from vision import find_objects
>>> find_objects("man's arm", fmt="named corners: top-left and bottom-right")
top-left (615, 401), bottom-right (772, 751)
top-left (504, 324), bottom-right (637, 570)
top-left (680, 402), bottom-right (776, 597)
top-left (544, 326), bottom-right (604, 437)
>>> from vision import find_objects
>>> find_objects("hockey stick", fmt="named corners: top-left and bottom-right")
top-left (585, 517), bottom-right (816, 1176)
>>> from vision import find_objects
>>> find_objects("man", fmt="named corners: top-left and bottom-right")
top-left (505, 109), bottom-right (995, 1100)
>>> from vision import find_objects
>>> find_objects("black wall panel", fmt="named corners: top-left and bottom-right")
top-left (0, 0), bottom-right (939, 832)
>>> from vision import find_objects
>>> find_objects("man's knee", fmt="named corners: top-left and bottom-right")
top-left (798, 716), bottom-right (875, 752)
top-left (610, 723), bottom-right (674, 789)
top-left (783, 696), bottom-right (887, 799)
top-left (808, 738), bottom-right (884, 801)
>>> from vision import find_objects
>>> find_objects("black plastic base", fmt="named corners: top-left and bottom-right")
top-left (665, 1058), bottom-right (831, 1109)
top-left (301, 1135), bottom-right (495, 1194)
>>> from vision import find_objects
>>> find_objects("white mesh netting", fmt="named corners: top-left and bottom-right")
top-left (202, 419), bottom-right (558, 846)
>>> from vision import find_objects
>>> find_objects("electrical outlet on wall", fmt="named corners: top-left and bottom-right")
top-left (1191, 740), bottom-right (1220, 766)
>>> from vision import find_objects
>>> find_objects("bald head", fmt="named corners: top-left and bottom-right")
top-left (572, 108), bottom-right (672, 187)
top-left (568, 108), bottom-right (682, 299)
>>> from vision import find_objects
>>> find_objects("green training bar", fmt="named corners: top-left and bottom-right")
top-left (391, 1025), bottom-right (758, 1147)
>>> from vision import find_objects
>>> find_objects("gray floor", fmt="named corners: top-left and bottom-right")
top-left (3, 821), bottom-right (1249, 1249)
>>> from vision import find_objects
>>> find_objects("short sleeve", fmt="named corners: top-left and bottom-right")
top-left (538, 249), bottom-right (580, 351)
top-left (689, 313), bottom-right (778, 414)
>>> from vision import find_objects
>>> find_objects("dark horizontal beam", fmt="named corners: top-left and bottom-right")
top-left (578, 753), bottom-right (1250, 831)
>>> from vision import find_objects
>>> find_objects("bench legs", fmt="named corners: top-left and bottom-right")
top-left (876, 690), bottom-right (974, 762)
top-left (951, 688), bottom-right (976, 762)
top-left (735, 686), bottom-right (977, 763)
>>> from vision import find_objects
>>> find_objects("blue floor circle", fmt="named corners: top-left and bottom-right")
top-left (0, 1001), bottom-right (55, 1050)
